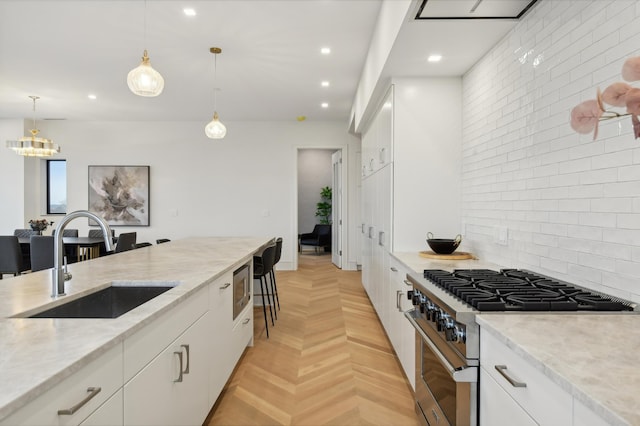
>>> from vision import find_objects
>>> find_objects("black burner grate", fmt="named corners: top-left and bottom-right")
top-left (422, 268), bottom-right (633, 312)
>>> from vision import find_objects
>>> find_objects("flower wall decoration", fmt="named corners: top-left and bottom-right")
top-left (570, 56), bottom-right (640, 140)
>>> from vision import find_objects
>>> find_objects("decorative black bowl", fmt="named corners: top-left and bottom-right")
top-left (426, 232), bottom-right (462, 255)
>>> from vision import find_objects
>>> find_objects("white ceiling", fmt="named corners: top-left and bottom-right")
top-left (0, 0), bottom-right (535, 124)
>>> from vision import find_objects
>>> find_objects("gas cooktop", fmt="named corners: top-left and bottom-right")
top-left (423, 269), bottom-right (635, 312)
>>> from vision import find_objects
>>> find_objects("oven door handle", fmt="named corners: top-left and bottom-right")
top-left (404, 310), bottom-right (477, 383)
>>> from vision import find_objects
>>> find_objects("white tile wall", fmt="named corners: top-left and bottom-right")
top-left (462, 0), bottom-right (640, 303)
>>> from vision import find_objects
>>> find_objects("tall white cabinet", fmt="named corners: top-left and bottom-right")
top-left (360, 78), bottom-right (462, 390)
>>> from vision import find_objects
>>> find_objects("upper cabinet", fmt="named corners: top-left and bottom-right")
top-left (361, 86), bottom-right (394, 178)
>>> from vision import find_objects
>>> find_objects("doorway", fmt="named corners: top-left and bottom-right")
top-left (296, 148), bottom-right (344, 269)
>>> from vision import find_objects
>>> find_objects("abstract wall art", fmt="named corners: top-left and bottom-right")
top-left (88, 165), bottom-right (150, 226)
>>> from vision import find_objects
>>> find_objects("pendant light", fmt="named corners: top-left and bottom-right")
top-left (205, 47), bottom-right (227, 139)
top-left (6, 96), bottom-right (60, 157)
top-left (127, 0), bottom-right (164, 97)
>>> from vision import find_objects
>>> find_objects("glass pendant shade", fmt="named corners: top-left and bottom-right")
top-left (127, 50), bottom-right (164, 97)
top-left (6, 96), bottom-right (60, 157)
top-left (205, 112), bottom-right (227, 139)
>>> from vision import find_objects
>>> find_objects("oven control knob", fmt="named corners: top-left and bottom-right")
top-left (453, 325), bottom-right (466, 344)
top-left (437, 312), bottom-right (449, 331)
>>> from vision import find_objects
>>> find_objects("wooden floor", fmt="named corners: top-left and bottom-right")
top-left (205, 253), bottom-right (418, 426)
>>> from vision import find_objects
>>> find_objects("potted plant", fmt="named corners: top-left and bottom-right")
top-left (29, 219), bottom-right (52, 232)
top-left (315, 186), bottom-right (332, 224)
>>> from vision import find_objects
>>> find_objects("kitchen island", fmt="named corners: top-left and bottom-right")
top-left (0, 237), bottom-right (271, 425)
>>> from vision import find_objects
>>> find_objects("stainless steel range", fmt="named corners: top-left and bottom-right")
top-left (405, 268), bottom-right (636, 426)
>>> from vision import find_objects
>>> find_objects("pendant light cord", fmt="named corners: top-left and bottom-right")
top-left (143, 0), bottom-right (147, 49)
top-left (213, 52), bottom-right (217, 111)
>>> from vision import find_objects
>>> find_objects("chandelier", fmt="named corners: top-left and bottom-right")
top-left (205, 47), bottom-right (227, 139)
top-left (6, 96), bottom-right (60, 157)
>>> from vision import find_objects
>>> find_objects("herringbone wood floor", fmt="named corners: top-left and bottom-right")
top-left (204, 253), bottom-right (418, 426)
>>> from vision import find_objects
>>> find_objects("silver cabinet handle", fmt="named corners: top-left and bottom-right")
top-left (379, 147), bottom-right (386, 164)
top-left (58, 387), bottom-right (102, 415)
top-left (494, 365), bottom-right (527, 388)
top-left (390, 267), bottom-right (398, 272)
top-left (368, 226), bottom-right (374, 239)
top-left (378, 231), bottom-right (384, 246)
top-left (361, 223), bottom-right (366, 233)
top-left (396, 290), bottom-right (402, 312)
top-left (403, 279), bottom-right (412, 287)
top-left (431, 409), bottom-right (440, 424)
top-left (242, 318), bottom-right (251, 325)
top-left (369, 158), bottom-right (375, 171)
top-left (220, 282), bottom-right (231, 289)
top-left (181, 344), bottom-right (190, 374)
top-left (174, 351), bottom-right (184, 382)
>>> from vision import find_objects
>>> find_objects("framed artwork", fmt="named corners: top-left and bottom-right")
top-left (88, 165), bottom-right (150, 226)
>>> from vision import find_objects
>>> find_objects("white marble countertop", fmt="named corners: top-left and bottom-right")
top-left (0, 236), bottom-right (271, 421)
top-left (391, 251), bottom-right (639, 426)
top-left (477, 314), bottom-right (640, 426)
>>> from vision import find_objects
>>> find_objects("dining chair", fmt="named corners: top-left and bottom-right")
top-left (30, 235), bottom-right (55, 272)
top-left (52, 229), bottom-right (79, 262)
top-left (0, 236), bottom-right (29, 279)
top-left (13, 229), bottom-right (37, 269)
top-left (88, 229), bottom-right (115, 238)
top-left (89, 229), bottom-right (116, 256)
top-left (115, 232), bottom-right (137, 253)
top-left (13, 229), bottom-right (41, 238)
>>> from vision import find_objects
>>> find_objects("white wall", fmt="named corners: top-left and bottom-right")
top-left (297, 149), bottom-right (334, 235)
top-left (0, 120), bottom-right (26, 231)
top-left (12, 120), bottom-right (360, 271)
top-left (462, 0), bottom-right (640, 302)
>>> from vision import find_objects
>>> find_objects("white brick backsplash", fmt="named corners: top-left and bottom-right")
top-left (558, 199), bottom-right (590, 212)
top-left (462, 0), bottom-right (640, 299)
top-left (578, 212), bottom-right (617, 227)
top-left (591, 198), bottom-right (633, 213)
top-left (617, 214), bottom-right (640, 230)
top-left (618, 165), bottom-right (640, 181)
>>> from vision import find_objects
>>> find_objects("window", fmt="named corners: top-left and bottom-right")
top-left (47, 160), bottom-right (67, 214)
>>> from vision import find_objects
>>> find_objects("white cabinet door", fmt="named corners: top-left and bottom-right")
top-left (80, 389), bottom-right (123, 426)
top-left (124, 313), bottom-right (210, 426)
top-left (377, 86), bottom-right (393, 167)
top-left (388, 257), bottom-right (415, 390)
top-left (479, 367), bottom-right (537, 426)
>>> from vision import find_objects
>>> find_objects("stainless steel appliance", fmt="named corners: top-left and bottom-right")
top-left (405, 268), bottom-right (636, 426)
top-left (233, 264), bottom-right (251, 320)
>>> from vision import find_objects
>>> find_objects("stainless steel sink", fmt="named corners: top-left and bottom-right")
top-left (28, 282), bottom-right (178, 319)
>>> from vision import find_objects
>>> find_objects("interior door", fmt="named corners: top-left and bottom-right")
top-left (331, 150), bottom-right (342, 268)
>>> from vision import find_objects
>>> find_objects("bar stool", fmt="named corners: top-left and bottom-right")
top-left (270, 237), bottom-right (283, 312)
top-left (253, 244), bottom-right (277, 338)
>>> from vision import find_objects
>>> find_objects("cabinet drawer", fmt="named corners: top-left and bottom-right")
top-left (80, 389), bottom-right (123, 426)
top-left (1, 343), bottom-right (123, 426)
top-left (481, 329), bottom-right (572, 425)
top-left (479, 367), bottom-right (537, 426)
top-left (232, 303), bottom-right (253, 353)
top-left (209, 270), bottom-right (233, 324)
top-left (123, 286), bottom-right (208, 381)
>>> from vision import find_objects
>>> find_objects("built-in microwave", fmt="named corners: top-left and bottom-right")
top-left (233, 264), bottom-right (251, 320)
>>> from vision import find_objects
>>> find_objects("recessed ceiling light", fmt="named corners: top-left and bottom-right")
top-left (321, 47), bottom-right (331, 55)
top-left (321, 102), bottom-right (329, 108)
top-left (428, 54), bottom-right (442, 63)
top-left (321, 81), bottom-right (330, 87)
top-left (88, 94), bottom-right (97, 100)
top-left (183, 8), bottom-right (196, 16)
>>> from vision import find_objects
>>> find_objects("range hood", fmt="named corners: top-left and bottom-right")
top-left (415, 0), bottom-right (539, 20)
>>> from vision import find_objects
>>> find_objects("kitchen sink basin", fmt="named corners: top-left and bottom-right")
top-left (29, 282), bottom-right (178, 319)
